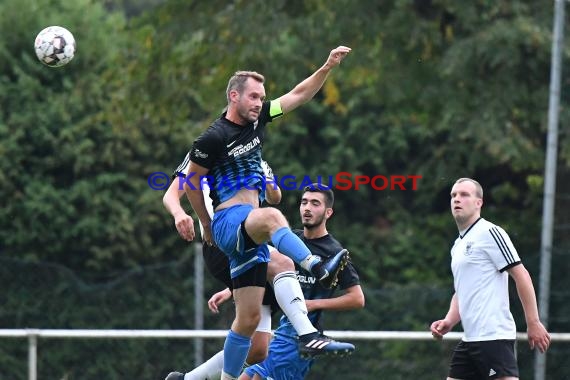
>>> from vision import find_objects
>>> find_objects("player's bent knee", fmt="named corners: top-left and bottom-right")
top-left (232, 268), bottom-right (268, 334)
top-left (267, 252), bottom-right (294, 279)
top-left (234, 312), bottom-right (262, 335)
top-left (248, 207), bottom-right (287, 230)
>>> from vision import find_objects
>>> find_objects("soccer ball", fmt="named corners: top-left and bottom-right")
top-left (34, 26), bottom-right (76, 67)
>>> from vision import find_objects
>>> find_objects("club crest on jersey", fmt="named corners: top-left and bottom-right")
top-left (464, 242), bottom-right (474, 256)
top-left (193, 149), bottom-right (208, 159)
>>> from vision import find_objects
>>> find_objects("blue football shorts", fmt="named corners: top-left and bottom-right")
top-left (212, 204), bottom-right (270, 279)
top-left (244, 334), bottom-right (313, 380)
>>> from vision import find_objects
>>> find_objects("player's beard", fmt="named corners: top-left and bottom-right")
top-left (237, 103), bottom-right (259, 124)
top-left (453, 211), bottom-right (474, 229)
top-left (302, 213), bottom-right (326, 230)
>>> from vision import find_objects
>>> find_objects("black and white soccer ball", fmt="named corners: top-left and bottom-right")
top-left (34, 26), bottom-right (76, 67)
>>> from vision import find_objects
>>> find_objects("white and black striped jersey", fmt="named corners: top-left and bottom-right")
top-left (450, 217), bottom-right (521, 341)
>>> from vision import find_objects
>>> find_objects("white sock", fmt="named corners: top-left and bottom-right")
top-left (299, 255), bottom-right (320, 272)
top-left (273, 271), bottom-right (317, 336)
top-left (220, 371), bottom-right (237, 380)
top-left (255, 305), bottom-right (272, 334)
top-left (185, 350), bottom-right (224, 380)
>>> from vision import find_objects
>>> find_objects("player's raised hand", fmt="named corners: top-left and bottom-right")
top-left (325, 46), bottom-right (352, 68)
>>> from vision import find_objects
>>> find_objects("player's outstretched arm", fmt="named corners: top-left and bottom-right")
top-left (305, 284), bottom-right (364, 312)
top-left (163, 177), bottom-right (195, 241)
top-left (276, 45), bottom-right (351, 114)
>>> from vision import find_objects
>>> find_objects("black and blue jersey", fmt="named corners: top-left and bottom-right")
top-left (188, 100), bottom-right (282, 208)
top-left (275, 231), bottom-right (361, 338)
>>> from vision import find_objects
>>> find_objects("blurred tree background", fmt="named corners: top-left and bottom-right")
top-left (0, 0), bottom-right (569, 378)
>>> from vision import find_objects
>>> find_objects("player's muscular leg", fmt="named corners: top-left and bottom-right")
top-left (267, 250), bottom-right (295, 282)
top-left (244, 207), bottom-right (288, 244)
top-left (232, 286), bottom-right (265, 336)
top-left (247, 331), bottom-right (271, 364)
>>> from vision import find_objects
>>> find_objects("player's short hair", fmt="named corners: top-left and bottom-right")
top-left (226, 71), bottom-right (265, 102)
top-left (303, 183), bottom-right (334, 208)
top-left (454, 178), bottom-right (484, 199)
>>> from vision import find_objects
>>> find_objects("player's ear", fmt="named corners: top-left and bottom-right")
top-left (229, 89), bottom-right (240, 102)
top-left (325, 208), bottom-right (334, 219)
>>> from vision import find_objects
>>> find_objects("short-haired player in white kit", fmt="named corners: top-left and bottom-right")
top-left (430, 178), bottom-right (551, 380)
top-left (162, 155), bottom-right (354, 380)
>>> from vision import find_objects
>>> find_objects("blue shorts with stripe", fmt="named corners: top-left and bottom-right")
top-left (244, 333), bottom-right (313, 380)
top-left (212, 204), bottom-right (270, 279)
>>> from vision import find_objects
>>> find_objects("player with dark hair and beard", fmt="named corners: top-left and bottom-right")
top-left (233, 184), bottom-right (366, 380)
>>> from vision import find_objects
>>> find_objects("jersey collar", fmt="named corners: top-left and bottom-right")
top-left (459, 217), bottom-right (482, 239)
